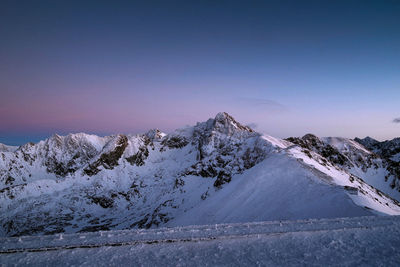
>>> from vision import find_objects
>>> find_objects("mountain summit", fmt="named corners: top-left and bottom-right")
top-left (212, 112), bottom-right (254, 134)
top-left (0, 113), bottom-right (400, 236)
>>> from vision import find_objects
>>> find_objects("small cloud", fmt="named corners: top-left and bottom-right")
top-left (246, 123), bottom-right (258, 129)
top-left (393, 118), bottom-right (400, 123)
top-left (236, 97), bottom-right (286, 112)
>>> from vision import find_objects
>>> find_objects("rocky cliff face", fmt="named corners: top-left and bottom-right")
top-left (184, 112), bottom-right (268, 187)
top-left (355, 137), bottom-right (400, 162)
top-left (285, 134), bottom-right (400, 200)
top-left (286, 134), bottom-right (350, 167)
top-left (354, 136), bottom-right (400, 194)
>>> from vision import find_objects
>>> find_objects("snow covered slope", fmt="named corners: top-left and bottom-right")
top-left (1, 113), bottom-right (400, 237)
top-left (1, 216), bottom-right (400, 266)
top-left (0, 143), bottom-right (18, 153)
top-left (170, 152), bottom-right (388, 227)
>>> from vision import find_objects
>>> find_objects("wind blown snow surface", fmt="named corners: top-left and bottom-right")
top-left (1, 216), bottom-right (400, 266)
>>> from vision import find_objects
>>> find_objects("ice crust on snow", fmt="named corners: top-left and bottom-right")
top-left (1, 216), bottom-right (400, 266)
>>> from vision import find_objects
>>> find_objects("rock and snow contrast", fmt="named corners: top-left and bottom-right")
top-left (0, 112), bottom-right (400, 237)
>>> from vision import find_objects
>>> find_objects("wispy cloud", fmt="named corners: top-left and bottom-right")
top-left (393, 118), bottom-right (400, 123)
top-left (236, 97), bottom-right (286, 112)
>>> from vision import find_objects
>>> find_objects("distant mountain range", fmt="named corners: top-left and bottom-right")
top-left (1, 112), bottom-right (399, 237)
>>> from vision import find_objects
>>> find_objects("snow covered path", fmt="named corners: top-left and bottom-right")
top-left (1, 216), bottom-right (400, 266)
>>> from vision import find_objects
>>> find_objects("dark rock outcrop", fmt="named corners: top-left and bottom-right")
top-left (84, 135), bottom-right (128, 176)
top-left (286, 134), bottom-right (349, 167)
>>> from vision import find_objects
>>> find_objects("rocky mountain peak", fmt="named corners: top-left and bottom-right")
top-left (355, 136), bottom-right (379, 147)
top-left (355, 136), bottom-right (400, 162)
top-left (47, 134), bottom-right (63, 148)
top-left (211, 112), bottom-right (254, 135)
top-left (83, 134), bottom-right (128, 176)
top-left (145, 129), bottom-right (166, 141)
top-left (286, 134), bottom-right (323, 149)
top-left (302, 133), bottom-right (321, 143)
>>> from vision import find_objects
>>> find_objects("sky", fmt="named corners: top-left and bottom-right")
top-left (0, 0), bottom-right (399, 145)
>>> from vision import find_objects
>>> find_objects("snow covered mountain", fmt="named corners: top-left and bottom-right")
top-left (286, 134), bottom-right (400, 201)
top-left (355, 136), bottom-right (400, 162)
top-left (1, 112), bottom-right (400, 237)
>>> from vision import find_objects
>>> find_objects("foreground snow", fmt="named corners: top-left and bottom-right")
top-left (1, 216), bottom-right (400, 266)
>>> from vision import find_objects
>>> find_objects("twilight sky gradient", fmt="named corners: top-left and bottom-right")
top-left (1, 0), bottom-right (399, 145)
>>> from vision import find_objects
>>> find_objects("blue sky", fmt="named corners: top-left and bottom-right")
top-left (0, 0), bottom-right (399, 145)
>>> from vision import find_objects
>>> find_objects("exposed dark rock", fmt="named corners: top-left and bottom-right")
top-left (186, 138), bottom-right (265, 187)
top-left (356, 137), bottom-right (400, 162)
top-left (161, 136), bottom-right (189, 149)
top-left (182, 113), bottom-right (266, 188)
top-left (33, 134), bottom-right (103, 177)
top-left (145, 129), bottom-right (164, 141)
top-left (174, 178), bottom-right (185, 189)
top-left (130, 215), bottom-right (150, 228)
top-left (214, 171), bottom-right (231, 187)
top-left (5, 212), bottom-right (74, 237)
top-left (84, 135), bottom-right (128, 176)
top-left (0, 183), bottom-right (27, 199)
top-left (18, 143), bottom-right (36, 165)
top-left (286, 134), bottom-right (349, 167)
top-left (5, 175), bottom-right (15, 185)
top-left (126, 146), bottom-right (149, 166)
top-left (355, 137), bottom-right (400, 187)
top-left (79, 225), bottom-right (110, 232)
top-left (46, 160), bottom-right (76, 176)
top-left (343, 186), bottom-right (358, 195)
top-left (130, 200), bottom-right (174, 229)
top-left (213, 112), bottom-right (254, 134)
top-left (89, 196), bottom-right (114, 208)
